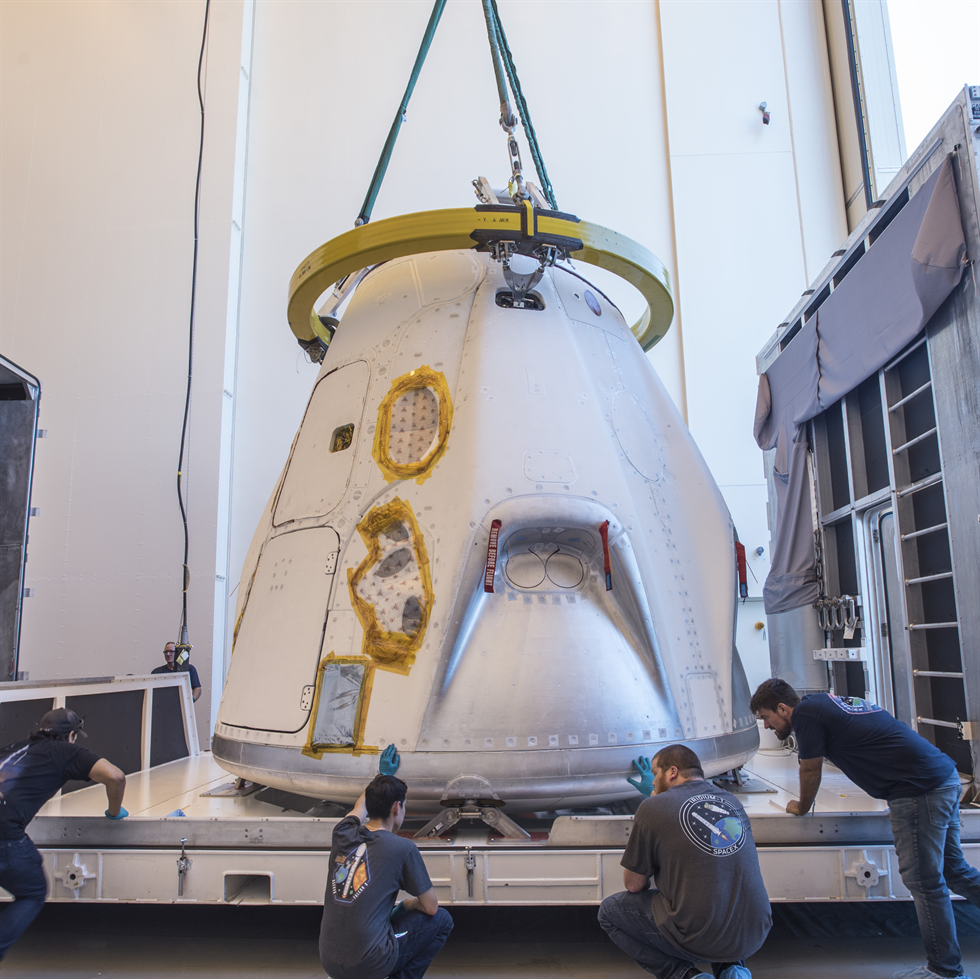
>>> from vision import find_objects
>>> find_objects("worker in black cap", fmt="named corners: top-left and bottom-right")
top-left (0, 707), bottom-right (127, 960)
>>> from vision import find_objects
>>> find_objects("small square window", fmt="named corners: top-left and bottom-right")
top-left (311, 661), bottom-right (365, 745)
top-left (331, 424), bottom-right (354, 453)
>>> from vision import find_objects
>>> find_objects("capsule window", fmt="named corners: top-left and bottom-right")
top-left (389, 387), bottom-right (438, 465)
top-left (303, 655), bottom-right (374, 758)
top-left (331, 424), bottom-right (354, 453)
top-left (372, 366), bottom-right (453, 484)
top-left (310, 661), bottom-right (364, 746)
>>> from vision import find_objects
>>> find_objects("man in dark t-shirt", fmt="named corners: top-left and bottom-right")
top-left (319, 747), bottom-right (452, 979)
top-left (151, 641), bottom-right (201, 701)
top-left (752, 679), bottom-right (980, 979)
top-left (0, 707), bottom-right (127, 960)
top-left (598, 744), bottom-right (771, 979)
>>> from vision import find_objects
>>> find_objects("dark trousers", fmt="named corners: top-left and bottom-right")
top-left (0, 835), bottom-right (48, 961)
top-left (599, 890), bottom-right (744, 979)
top-left (389, 907), bottom-right (453, 979)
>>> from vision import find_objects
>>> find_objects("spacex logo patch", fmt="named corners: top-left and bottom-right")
top-left (678, 793), bottom-right (746, 857)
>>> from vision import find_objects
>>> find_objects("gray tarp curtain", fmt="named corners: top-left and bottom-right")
top-left (755, 155), bottom-right (968, 615)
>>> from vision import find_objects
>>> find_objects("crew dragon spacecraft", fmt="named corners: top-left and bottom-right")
top-left (212, 4), bottom-right (759, 818)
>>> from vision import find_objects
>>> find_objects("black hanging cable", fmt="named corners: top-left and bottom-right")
top-left (487, 0), bottom-right (558, 210)
top-left (176, 0), bottom-right (211, 653)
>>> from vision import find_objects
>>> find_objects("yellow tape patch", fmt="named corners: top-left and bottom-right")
top-left (371, 365), bottom-right (453, 484)
top-left (304, 499), bottom-right (433, 758)
top-left (302, 653), bottom-right (378, 759)
top-left (347, 497), bottom-right (434, 674)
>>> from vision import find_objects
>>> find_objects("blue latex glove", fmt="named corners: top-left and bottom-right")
top-left (626, 757), bottom-right (655, 797)
top-left (379, 744), bottom-right (400, 776)
top-left (389, 899), bottom-right (408, 920)
top-left (105, 807), bottom-right (129, 820)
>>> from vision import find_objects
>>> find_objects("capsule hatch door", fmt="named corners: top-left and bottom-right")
top-left (221, 527), bottom-right (340, 732)
top-left (273, 361), bottom-right (369, 526)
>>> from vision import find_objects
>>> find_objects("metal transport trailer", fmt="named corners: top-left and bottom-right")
top-left (1, 675), bottom-right (977, 906)
top-left (757, 86), bottom-right (980, 805)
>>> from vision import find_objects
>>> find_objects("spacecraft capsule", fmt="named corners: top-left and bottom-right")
top-left (213, 247), bottom-right (758, 811)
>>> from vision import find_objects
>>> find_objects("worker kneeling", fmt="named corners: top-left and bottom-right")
top-left (319, 747), bottom-right (452, 979)
top-left (598, 745), bottom-right (771, 979)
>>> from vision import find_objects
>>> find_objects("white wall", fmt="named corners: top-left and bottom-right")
top-left (2, 0), bottom-right (861, 731)
top-left (658, 0), bottom-right (846, 616)
top-left (0, 0), bottom-right (248, 743)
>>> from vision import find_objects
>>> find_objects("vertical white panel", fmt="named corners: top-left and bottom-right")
top-left (824, 0), bottom-right (871, 230)
top-left (211, 0), bottom-right (256, 731)
top-left (778, 0), bottom-right (849, 282)
top-left (852, 0), bottom-right (907, 190)
top-left (735, 597), bottom-right (771, 695)
top-left (659, 0), bottom-right (809, 558)
top-left (171, 0), bottom-right (253, 744)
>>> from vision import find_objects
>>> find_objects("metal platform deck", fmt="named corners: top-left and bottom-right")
top-left (13, 744), bottom-right (978, 907)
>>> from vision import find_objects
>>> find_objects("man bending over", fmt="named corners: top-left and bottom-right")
top-left (752, 678), bottom-right (980, 979)
top-left (319, 746), bottom-right (452, 979)
top-left (599, 744), bottom-right (771, 979)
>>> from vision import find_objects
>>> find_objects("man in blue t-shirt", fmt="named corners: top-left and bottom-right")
top-left (0, 708), bottom-right (128, 960)
top-left (752, 679), bottom-right (980, 979)
top-left (319, 746), bottom-right (452, 979)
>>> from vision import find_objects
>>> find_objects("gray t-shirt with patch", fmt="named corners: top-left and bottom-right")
top-left (319, 815), bottom-right (432, 979)
top-left (622, 780), bottom-right (771, 962)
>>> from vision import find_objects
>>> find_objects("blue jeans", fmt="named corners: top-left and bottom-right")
top-left (389, 907), bottom-right (453, 979)
top-left (889, 772), bottom-right (980, 978)
top-left (0, 835), bottom-right (48, 961)
top-left (598, 890), bottom-right (744, 979)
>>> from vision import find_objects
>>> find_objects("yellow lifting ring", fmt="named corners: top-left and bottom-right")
top-left (287, 206), bottom-right (674, 352)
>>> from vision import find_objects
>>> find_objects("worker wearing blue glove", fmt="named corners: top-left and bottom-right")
top-left (0, 708), bottom-right (127, 961)
top-left (599, 744), bottom-right (770, 979)
top-left (626, 756), bottom-right (655, 797)
top-left (379, 743), bottom-right (400, 776)
top-left (319, 744), bottom-right (453, 979)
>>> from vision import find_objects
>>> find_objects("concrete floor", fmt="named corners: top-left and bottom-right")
top-left (3, 902), bottom-right (978, 978)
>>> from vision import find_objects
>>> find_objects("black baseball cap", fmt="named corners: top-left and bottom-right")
top-left (38, 707), bottom-right (87, 738)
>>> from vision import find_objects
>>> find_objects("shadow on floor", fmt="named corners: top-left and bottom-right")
top-left (21, 899), bottom-right (980, 943)
top-left (4, 901), bottom-right (977, 979)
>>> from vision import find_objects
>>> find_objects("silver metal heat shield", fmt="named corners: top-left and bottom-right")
top-left (214, 250), bottom-right (760, 810)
